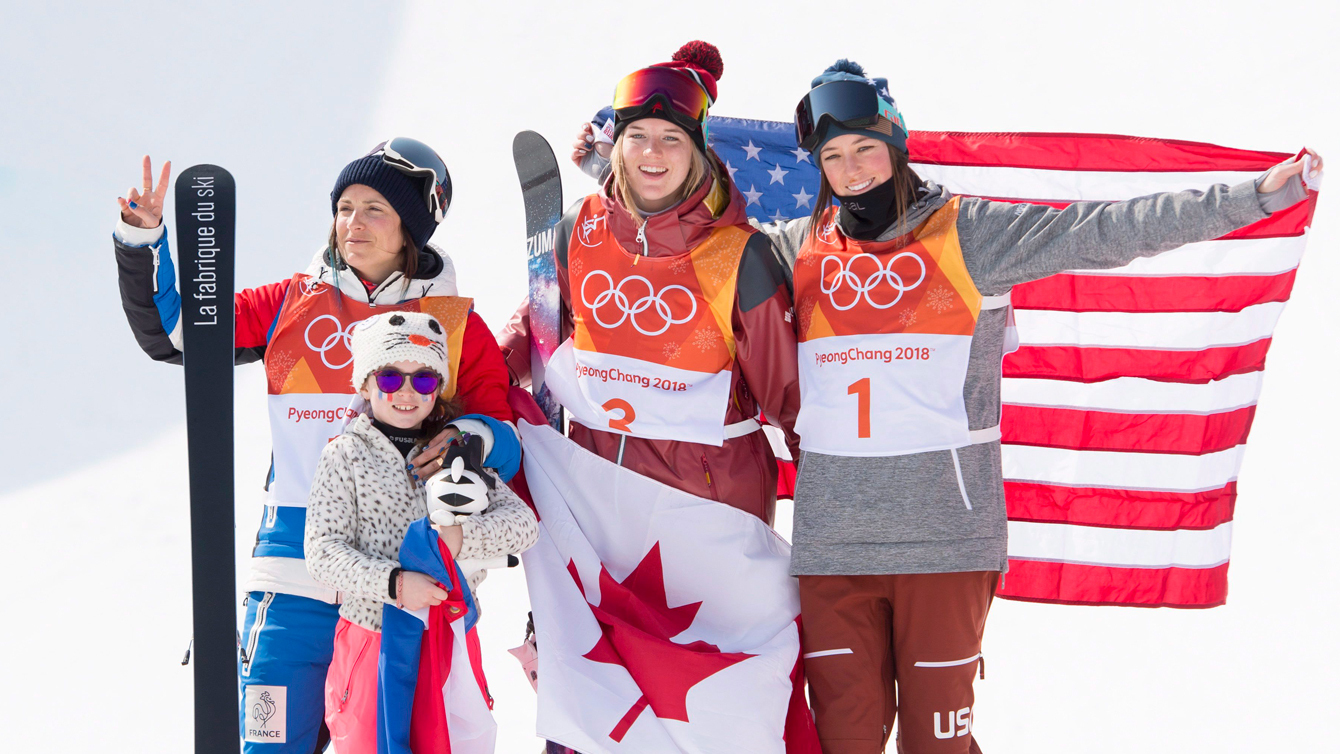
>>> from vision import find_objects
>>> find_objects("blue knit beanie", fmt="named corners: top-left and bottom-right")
top-left (808, 59), bottom-right (908, 154)
top-left (330, 155), bottom-right (437, 251)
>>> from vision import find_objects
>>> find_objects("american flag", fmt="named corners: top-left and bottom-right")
top-left (706, 116), bottom-right (1319, 608)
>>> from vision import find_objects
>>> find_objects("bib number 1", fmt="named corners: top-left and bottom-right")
top-left (848, 378), bottom-right (871, 439)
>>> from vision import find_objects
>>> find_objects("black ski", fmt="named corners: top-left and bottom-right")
top-left (513, 131), bottom-right (565, 430)
top-left (515, 133), bottom-right (587, 754)
top-left (175, 164), bottom-right (238, 752)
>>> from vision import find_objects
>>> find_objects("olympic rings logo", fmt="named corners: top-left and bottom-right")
top-left (304, 314), bottom-right (358, 369)
top-left (819, 252), bottom-right (927, 311)
top-left (580, 271), bottom-right (697, 337)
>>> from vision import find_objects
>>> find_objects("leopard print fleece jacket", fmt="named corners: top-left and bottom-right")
top-left (305, 413), bottom-right (538, 632)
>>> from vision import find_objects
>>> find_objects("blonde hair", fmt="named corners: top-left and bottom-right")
top-left (609, 129), bottom-right (713, 226)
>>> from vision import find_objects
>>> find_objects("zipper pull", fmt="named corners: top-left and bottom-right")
top-left (636, 222), bottom-right (648, 256)
top-left (151, 246), bottom-right (162, 294)
top-left (701, 455), bottom-right (712, 487)
top-left (181, 638), bottom-right (193, 666)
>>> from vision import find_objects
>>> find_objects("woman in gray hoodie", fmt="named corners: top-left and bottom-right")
top-left (757, 59), bottom-right (1319, 754)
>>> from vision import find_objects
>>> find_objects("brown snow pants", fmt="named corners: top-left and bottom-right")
top-left (799, 571), bottom-right (998, 754)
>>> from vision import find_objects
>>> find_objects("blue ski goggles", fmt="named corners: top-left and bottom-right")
top-left (369, 137), bottom-right (453, 223)
top-left (794, 80), bottom-right (908, 153)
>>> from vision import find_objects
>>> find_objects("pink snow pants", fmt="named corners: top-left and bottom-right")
top-left (325, 617), bottom-right (381, 754)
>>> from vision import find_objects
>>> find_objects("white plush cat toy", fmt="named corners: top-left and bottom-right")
top-left (425, 434), bottom-right (519, 579)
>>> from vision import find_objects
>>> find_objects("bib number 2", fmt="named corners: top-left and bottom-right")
top-left (848, 378), bottom-right (871, 439)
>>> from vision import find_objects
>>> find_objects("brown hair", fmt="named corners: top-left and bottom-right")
top-left (418, 393), bottom-right (464, 442)
top-left (809, 144), bottom-right (917, 239)
top-left (326, 221), bottom-right (419, 286)
top-left (609, 128), bottom-right (713, 226)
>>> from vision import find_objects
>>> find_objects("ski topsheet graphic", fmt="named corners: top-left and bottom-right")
top-left (175, 164), bottom-right (239, 752)
top-left (513, 131), bottom-right (564, 430)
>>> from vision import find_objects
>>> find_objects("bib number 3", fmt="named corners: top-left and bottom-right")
top-left (602, 398), bottom-right (636, 432)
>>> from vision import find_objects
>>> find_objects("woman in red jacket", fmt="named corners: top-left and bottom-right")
top-left (499, 40), bottom-right (805, 754)
top-left (499, 42), bottom-right (801, 526)
top-left (113, 138), bottom-right (518, 754)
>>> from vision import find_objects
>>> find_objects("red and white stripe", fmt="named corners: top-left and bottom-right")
top-left (907, 132), bottom-right (1318, 608)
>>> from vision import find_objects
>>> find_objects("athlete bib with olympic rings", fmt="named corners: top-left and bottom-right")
top-left (793, 199), bottom-right (984, 456)
top-left (259, 273), bottom-right (470, 573)
top-left (545, 195), bottom-right (749, 445)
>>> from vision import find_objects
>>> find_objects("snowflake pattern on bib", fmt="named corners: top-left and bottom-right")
top-left (692, 328), bottom-right (723, 352)
top-left (926, 286), bottom-right (956, 313)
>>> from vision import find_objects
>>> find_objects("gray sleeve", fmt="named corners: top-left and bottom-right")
top-left (1255, 172), bottom-right (1308, 213)
top-left (958, 179), bottom-right (1268, 294)
top-left (746, 216), bottom-right (812, 271)
top-left (554, 198), bottom-right (584, 270)
top-left (579, 150), bottom-right (611, 183)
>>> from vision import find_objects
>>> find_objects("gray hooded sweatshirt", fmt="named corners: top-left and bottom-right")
top-left (753, 175), bottom-right (1304, 576)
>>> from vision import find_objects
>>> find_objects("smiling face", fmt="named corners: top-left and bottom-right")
top-left (818, 134), bottom-right (895, 197)
top-left (335, 184), bottom-right (406, 285)
top-left (358, 360), bottom-right (439, 430)
top-left (617, 119), bottom-right (698, 212)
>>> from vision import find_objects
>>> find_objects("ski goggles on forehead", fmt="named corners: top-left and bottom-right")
top-left (612, 67), bottom-right (713, 128)
top-left (373, 368), bottom-right (442, 396)
top-left (368, 137), bottom-right (453, 223)
top-left (795, 80), bottom-right (907, 152)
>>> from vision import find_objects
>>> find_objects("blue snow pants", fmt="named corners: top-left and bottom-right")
top-left (238, 591), bottom-right (341, 753)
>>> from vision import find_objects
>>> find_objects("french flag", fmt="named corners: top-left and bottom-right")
top-left (378, 519), bottom-right (497, 754)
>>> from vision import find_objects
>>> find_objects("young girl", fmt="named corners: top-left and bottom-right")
top-left (305, 311), bottom-right (538, 753)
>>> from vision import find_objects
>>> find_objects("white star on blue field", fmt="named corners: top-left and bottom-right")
top-left (708, 116), bottom-right (825, 223)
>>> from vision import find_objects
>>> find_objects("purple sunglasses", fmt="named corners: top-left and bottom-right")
top-left (373, 368), bottom-right (442, 396)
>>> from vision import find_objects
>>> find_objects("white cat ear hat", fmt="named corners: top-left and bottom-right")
top-left (350, 311), bottom-right (450, 391)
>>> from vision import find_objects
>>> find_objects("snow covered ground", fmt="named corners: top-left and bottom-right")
top-left (2, 1), bottom-right (1336, 752)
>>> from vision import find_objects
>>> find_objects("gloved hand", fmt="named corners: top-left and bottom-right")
top-left (425, 434), bottom-right (495, 526)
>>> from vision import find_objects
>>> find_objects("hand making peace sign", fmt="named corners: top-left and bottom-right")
top-left (117, 155), bottom-right (172, 229)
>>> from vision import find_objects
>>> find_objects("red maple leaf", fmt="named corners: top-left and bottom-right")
top-left (567, 543), bottom-right (753, 742)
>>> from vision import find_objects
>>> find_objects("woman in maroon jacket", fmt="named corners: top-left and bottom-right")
top-left (498, 41), bottom-right (800, 525)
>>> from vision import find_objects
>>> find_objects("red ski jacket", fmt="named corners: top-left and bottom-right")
top-left (113, 225), bottom-right (513, 425)
top-left (498, 162), bottom-right (801, 525)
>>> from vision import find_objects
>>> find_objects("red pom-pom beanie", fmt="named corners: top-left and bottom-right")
top-left (611, 40), bottom-right (723, 151)
top-left (660, 40), bottom-right (722, 103)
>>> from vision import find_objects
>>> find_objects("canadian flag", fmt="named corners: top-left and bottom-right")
top-left (518, 420), bottom-right (820, 754)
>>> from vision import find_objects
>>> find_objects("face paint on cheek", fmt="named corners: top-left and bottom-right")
top-left (420, 392), bottom-right (433, 403)
top-left (379, 390), bottom-right (391, 401)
